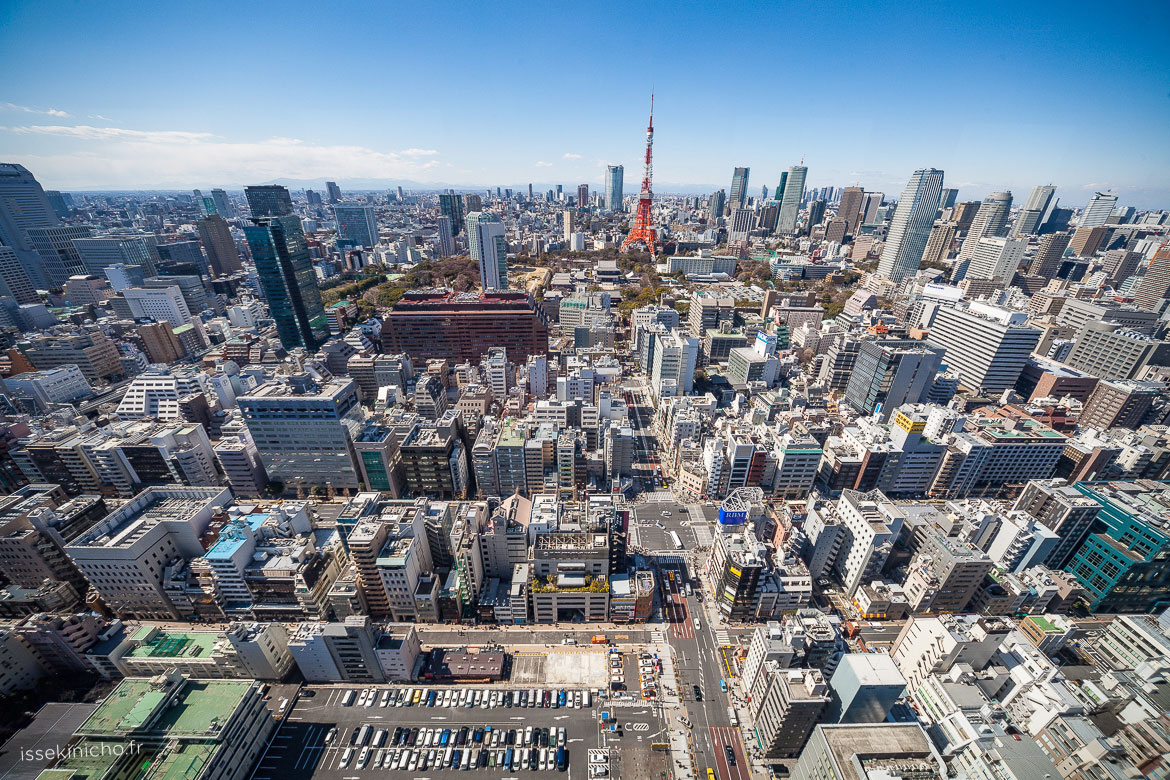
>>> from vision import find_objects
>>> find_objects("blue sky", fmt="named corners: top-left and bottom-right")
top-left (2, 0), bottom-right (1169, 207)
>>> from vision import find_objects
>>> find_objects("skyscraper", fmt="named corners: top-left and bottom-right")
top-left (435, 214), bottom-right (455, 258)
top-left (729, 167), bottom-right (750, 213)
top-left (877, 168), bottom-right (945, 284)
top-left (963, 236), bottom-right (1028, 284)
top-left (196, 215), bottom-right (243, 277)
top-left (957, 192), bottom-right (1013, 261)
top-left (0, 246), bottom-right (38, 303)
top-left (244, 216), bottom-right (328, 350)
top-left (728, 208), bottom-right (754, 244)
top-left (464, 193), bottom-right (483, 213)
top-left (0, 163), bottom-right (61, 289)
top-left (920, 221), bottom-right (957, 267)
top-left (775, 171), bottom-right (788, 205)
top-left (210, 188), bottom-right (234, 218)
top-left (806, 199), bottom-right (827, 233)
top-left (467, 211), bottom-right (508, 291)
top-left (777, 165), bottom-right (807, 233)
top-left (245, 185), bottom-right (295, 218)
top-left (708, 190), bottom-right (726, 222)
top-left (1080, 192), bottom-right (1118, 228)
top-left (938, 188), bottom-right (959, 211)
top-left (604, 165), bottom-right (624, 212)
top-left (576, 184), bottom-right (589, 208)
top-left (439, 193), bottom-right (465, 235)
top-left (1133, 244), bottom-right (1170, 312)
top-left (838, 187), bottom-right (864, 236)
top-left (325, 181), bottom-right (342, 203)
top-left (333, 204), bottom-right (378, 247)
top-left (1013, 184), bottom-right (1057, 236)
top-left (861, 192), bottom-right (885, 225)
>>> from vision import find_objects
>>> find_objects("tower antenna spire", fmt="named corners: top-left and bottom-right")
top-left (621, 92), bottom-right (658, 255)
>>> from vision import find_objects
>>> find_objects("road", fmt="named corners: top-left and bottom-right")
top-left (625, 383), bottom-right (752, 780)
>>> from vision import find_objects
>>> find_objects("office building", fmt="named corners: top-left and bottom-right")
top-left (333, 204), bottom-right (378, 247)
top-left (27, 225), bottom-right (92, 285)
top-left (920, 221), bottom-right (957, 267)
top-left (1066, 226), bottom-right (1106, 259)
top-left (1065, 322), bottom-right (1170, 380)
top-left (0, 246), bottom-right (38, 303)
top-left (64, 486), bottom-right (231, 619)
top-left (435, 214), bottom-right (454, 257)
top-left (576, 183), bottom-right (589, 207)
top-left (244, 184), bottom-right (294, 217)
top-left (827, 653), bottom-right (906, 723)
top-left (926, 302), bottom-right (1042, 393)
top-left (903, 533), bottom-right (992, 612)
top-left (777, 165), bottom-right (808, 233)
top-left (123, 285), bottom-right (192, 327)
top-left (196, 214), bottom-right (242, 276)
top-left (325, 180), bottom-right (342, 202)
top-left (238, 376), bottom-right (365, 491)
top-left (843, 339), bottom-right (945, 420)
top-left (467, 212), bottom-right (507, 290)
top-left (790, 723), bottom-right (944, 780)
top-left (244, 215), bottom-right (328, 350)
top-left (1080, 379), bottom-right (1164, 430)
top-left (19, 327), bottom-right (124, 384)
top-left (728, 207), bottom-right (754, 243)
top-left (837, 186), bottom-right (864, 235)
top-left (1067, 480), bottom-right (1170, 612)
top-left (651, 330), bottom-right (699, 398)
top-left (729, 166), bottom-right (750, 212)
top-left (1028, 231), bottom-right (1071, 276)
top-left (957, 191), bottom-right (1013, 262)
top-left (0, 163), bottom-right (61, 289)
top-left (963, 236), bottom-right (1027, 283)
top-left (604, 165), bottom-right (624, 211)
top-left (1080, 191), bottom-right (1118, 228)
top-left (750, 665), bottom-right (831, 758)
top-left (1013, 184), bottom-right (1057, 236)
top-left (4, 365), bottom-right (93, 410)
top-left (385, 290), bottom-right (549, 363)
top-left (877, 168), bottom-right (945, 283)
top-left (439, 192), bottom-right (465, 234)
top-left (1133, 245), bottom-right (1170, 311)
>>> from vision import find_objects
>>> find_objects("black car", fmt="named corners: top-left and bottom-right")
top-left (392, 727), bottom-right (403, 745)
top-left (693, 684), bottom-right (703, 701)
top-left (457, 727), bottom-right (468, 746)
top-left (507, 729), bottom-right (517, 745)
top-left (726, 746), bottom-right (737, 766)
top-left (478, 749), bottom-right (489, 768)
top-left (348, 728), bottom-right (360, 746)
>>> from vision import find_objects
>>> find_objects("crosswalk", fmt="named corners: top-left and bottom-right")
top-left (651, 554), bottom-right (689, 568)
top-left (715, 629), bottom-right (732, 646)
top-left (651, 631), bottom-right (665, 643)
top-left (641, 491), bottom-right (675, 502)
top-left (692, 523), bottom-right (713, 546)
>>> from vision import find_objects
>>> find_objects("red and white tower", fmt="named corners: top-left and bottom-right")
top-left (621, 94), bottom-right (657, 255)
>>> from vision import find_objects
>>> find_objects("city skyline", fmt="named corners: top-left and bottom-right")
top-left (2, 1), bottom-right (1169, 206)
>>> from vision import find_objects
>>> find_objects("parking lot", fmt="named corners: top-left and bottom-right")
top-left (253, 682), bottom-right (665, 780)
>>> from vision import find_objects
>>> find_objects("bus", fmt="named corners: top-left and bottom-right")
top-left (669, 531), bottom-right (683, 550)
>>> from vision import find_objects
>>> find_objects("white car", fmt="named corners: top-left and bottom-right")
top-left (590, 767), bottom-right (609, 777)
top-left (339, 748), bottom-right (353, 769)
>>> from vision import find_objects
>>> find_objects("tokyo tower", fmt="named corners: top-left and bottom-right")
top-left (620, 94), bottom-right (657, 255)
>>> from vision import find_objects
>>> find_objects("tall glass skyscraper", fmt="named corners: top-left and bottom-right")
top-left (604, 165), bottom-right (624, 212)
top-left (245, 185), bottom-right (295, 217)
top-left (333, 204), bottom-right (378, 247)
top-left (777, 165), bottom-right (808, 234)
top-left (729, 167), bottom-right (750, 213)
top-left (439, 193), bottom-right (465, 235)
top-left (467, 211), bottom-right (508, 291)
top-left (877, 168), bottom-right (945, 284)
top-left (244, 215), bottom-right (328, 350)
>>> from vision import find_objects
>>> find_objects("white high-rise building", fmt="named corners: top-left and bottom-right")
top-left (123, 285), bottom-right (192, 327)
top-left (467, 211), bottom-right (507, 291)
top-left (925, 301), bottom-right (1042, 393)
top-left (651, 330), bottom-right (699, 399)
top-left (957, 192), bottom-right (1013, 261)
top-left (963, 236), bottom-right (1028, 283)
top-left (777, 165), bottom-right (807, 233)
top-left (877, 168), bottom-right (945, 284)
top-left (1012, 184), bottom-right (1057, 236)
top-left (1080, 191), bottom-right (1118, 228)
top-left (729, 208), bottom-right (754, 243)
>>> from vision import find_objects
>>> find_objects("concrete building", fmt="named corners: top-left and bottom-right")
top-left (750, 664), bottom-right (831, 758)
top-left (926, 302), bottom-right (1042, 393)
top-left (288, 616), bottom-right (386, 683)
top-left (790, 723), bottom-right (945, 780)
top-left (826, 652), bottom-right (906, 724)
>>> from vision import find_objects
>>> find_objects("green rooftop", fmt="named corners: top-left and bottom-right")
top-left (126, 630), bottom-right (218, 660)
top-left (78, 679), bottom-right (167, 735)
top-left (1028, 615), bottom-right (1061, 632)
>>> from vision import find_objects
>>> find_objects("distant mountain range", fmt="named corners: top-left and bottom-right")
top-left (66, 177), bottom-right (726, 195)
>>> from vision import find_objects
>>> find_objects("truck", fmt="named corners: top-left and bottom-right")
top-left (728, 706), bottom-right (738, 726)
top-left (592, 634), bottom-right (608, 644)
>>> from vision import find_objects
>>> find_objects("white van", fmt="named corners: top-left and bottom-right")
top-left (341, 689), bottom-right (355, 706)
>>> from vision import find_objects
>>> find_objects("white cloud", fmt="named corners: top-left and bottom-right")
top-left (1, 102), bottom-right (70, 118)
top-left (535, 161), bottom-right (553, 167)
top-left (88, 114), bottom-right (112, 121)
top-left (562, 152), bottom-right (582, 160)
top-left (1, 123), bottom-right (445, 187)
